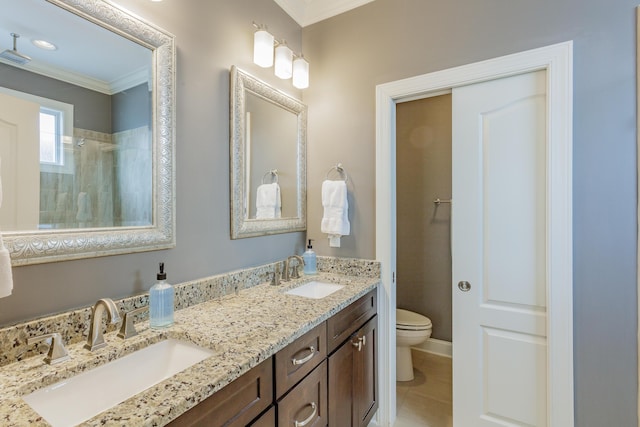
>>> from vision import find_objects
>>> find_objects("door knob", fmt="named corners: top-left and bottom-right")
top-left (458, 281), bottom-right (471, 292)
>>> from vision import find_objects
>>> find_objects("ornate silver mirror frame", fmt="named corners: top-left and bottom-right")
top-left (230, 66), bottom-right (307, 239)
top-left (6, 0), bottom-right (176, 266)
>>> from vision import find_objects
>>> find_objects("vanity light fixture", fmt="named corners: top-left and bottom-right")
top-left (292, 55), bottom-right (309, 89)
top-left (252, 22), bottom-right (309, 88)
top-left (274, 41), bottom-right (293, 79)
top-left (253, 24), bottom-right (274, 68)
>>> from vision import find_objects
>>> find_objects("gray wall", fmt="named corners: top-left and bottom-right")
top-left (396, 95), bottom-right (452, 342)
top-left (0, 0), bottom-right (305, 323)
top-left (113, 83), bottom-right (151, 132)
top-left (302, 0), bottom-right (638, 425)
top-left (0, 63), bottom-right (111, 132)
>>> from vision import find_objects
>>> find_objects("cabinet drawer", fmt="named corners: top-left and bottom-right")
top-left (278, 360), bottom-right (328, 427)
top-left (327, 289), bottom-right (377, 353)
top-left (275, 322), bottom-right (326, 398)
top-left (168, 357), bottom-right (273, 427)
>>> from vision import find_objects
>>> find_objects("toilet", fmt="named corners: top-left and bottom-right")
top-left (396, 308), bottom-right (432, 381)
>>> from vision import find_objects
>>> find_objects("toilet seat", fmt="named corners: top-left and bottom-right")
top-left (396, 308), bottom-right (432, 331)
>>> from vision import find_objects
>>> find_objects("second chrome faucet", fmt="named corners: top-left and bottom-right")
top-left (85, 298), bottom-right (121, 351)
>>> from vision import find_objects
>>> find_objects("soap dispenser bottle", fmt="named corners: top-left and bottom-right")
top-left (302, 239), bottom-right (317, 275)
top-left (149, 262), bottom-right (174, 329)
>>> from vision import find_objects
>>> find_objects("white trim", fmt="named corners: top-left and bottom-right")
top-left (636, 9), bottom-right (640, 426)
top-left (413, 338), bottom-right (453, 358)
top-left (0, 59), bottom-right (150, 95)
top-left (375, 41), bottom-right (573, 426)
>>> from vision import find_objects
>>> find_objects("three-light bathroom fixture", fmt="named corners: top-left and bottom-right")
top-left (253, 22), bottom-right (309, 89)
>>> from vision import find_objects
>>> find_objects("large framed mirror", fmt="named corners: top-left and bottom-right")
top-left (230, 66), bottom-right (306, 239)
top-left (0, 0), bottom-right (175, 265)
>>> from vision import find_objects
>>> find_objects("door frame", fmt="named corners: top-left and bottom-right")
top-left (375, 41), bottom-right (573, 426)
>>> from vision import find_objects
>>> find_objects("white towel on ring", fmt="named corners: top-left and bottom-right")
top-left (321, 180), bottom-right (349, 247)
top-left (0, 157), bottom-right (13, 298)
top-left (255, 183), bottom-right (281, 219)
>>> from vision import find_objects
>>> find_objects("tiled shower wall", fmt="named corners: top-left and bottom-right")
top-left (39, 126), bottom-right (151, 229)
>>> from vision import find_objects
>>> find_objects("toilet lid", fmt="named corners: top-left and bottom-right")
top-left (396, 308), bottom-right (432, 329)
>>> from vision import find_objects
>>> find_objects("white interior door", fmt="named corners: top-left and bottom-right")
top-left (0, 91), bottom-right (40, 231)
top-left (452, 70), bottom-right (548, 426)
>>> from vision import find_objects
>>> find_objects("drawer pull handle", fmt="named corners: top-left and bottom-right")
top-left (352, 339), bottom-right (362, 351)
top-left (295, 402), bottom-right (317, 427)
top-left (292, 346), bottom-right (316, 365)
top-left (361, 335), bottom-right (366, 347)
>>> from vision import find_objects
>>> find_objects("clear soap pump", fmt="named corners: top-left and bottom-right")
top-left (302, 239), bottom-right (317, 275)
top-left (149, 262), bottom-right (174, 329)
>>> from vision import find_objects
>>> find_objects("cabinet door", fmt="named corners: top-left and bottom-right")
top-left (354, 315), bottom-right (378, 427)
top-left (328, 315), bottom-right (378, 427)
top-left (328, 334), bottom-right (355, 427)
top-left (278, 360), bottom-right (328, 427)
top-left (168, 357), bottom-right (273, 427)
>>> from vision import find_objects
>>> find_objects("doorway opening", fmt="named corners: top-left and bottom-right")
top-left (395, 94), bottom-right (453, 425)
top-left (375, 41), bottom-right (573, 426)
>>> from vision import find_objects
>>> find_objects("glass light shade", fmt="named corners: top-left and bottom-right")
top-left (292, 56), bottom-right (309, 89)
top-left (253, 29), bottom-right (274, 68)
top-left (274, 44), bottom-right (293, 79)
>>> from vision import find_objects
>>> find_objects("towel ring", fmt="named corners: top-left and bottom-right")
top-left (262, 169), bottom-right (278, 184)
top-left (325, 163), bottom-right (349, 182)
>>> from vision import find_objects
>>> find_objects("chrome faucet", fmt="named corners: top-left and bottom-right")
top-left (85, 298), bottom-right (122, 351)
top-left (283, 255), bottom-right (304, 281)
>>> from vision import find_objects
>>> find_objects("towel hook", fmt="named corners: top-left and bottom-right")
top-left (325, 163), bottom-right (349, 182)
top-left (433, 198), bottom-right (452, 205)
top-left (262, 169), bottom-right (278, 184)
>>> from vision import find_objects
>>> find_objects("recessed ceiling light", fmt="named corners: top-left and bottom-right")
top-left (32, 39), bottom-right (57, 50)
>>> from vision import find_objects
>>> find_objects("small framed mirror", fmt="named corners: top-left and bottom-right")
top-left (230, 66), bottom-right (307, 239)
top-left (0, 0), bottom-right (176, 265)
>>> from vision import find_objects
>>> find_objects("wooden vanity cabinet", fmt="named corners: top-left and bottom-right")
top-left (249, 406), bottom-right (276, 426)
top-left (168, 288), bottom-right (377, 427)
top-left (167, 357), bottom-right (273, 427)
top-left (327, 290), bottom-right (378, 427)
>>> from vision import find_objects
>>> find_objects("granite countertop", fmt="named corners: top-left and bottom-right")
top-left (0, 272), bottom-right (379, 426)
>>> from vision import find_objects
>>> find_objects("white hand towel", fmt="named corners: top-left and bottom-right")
top-left (255, 183), bottom-right (282, 219)
top-left (321, 180), bottom-right (350, 247)
top-left (0, 157), bottom-right (13, 298)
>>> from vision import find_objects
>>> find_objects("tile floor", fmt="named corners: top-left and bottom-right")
top-left (395, 350), bottom-right (453, 427)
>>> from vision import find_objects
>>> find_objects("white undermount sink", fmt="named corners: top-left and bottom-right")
top-left (23, 338), bottom-right (215, 427)
top-left (285, 281), bottom-right (345, 299)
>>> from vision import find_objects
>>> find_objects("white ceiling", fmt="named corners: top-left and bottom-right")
top-left (273, 0), bottom-right (375, 27)
top-left (0, 0), bottom-right (150, 94)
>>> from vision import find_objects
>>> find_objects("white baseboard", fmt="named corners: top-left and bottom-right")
top-left (412, 338), bottom-right (452, 358)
